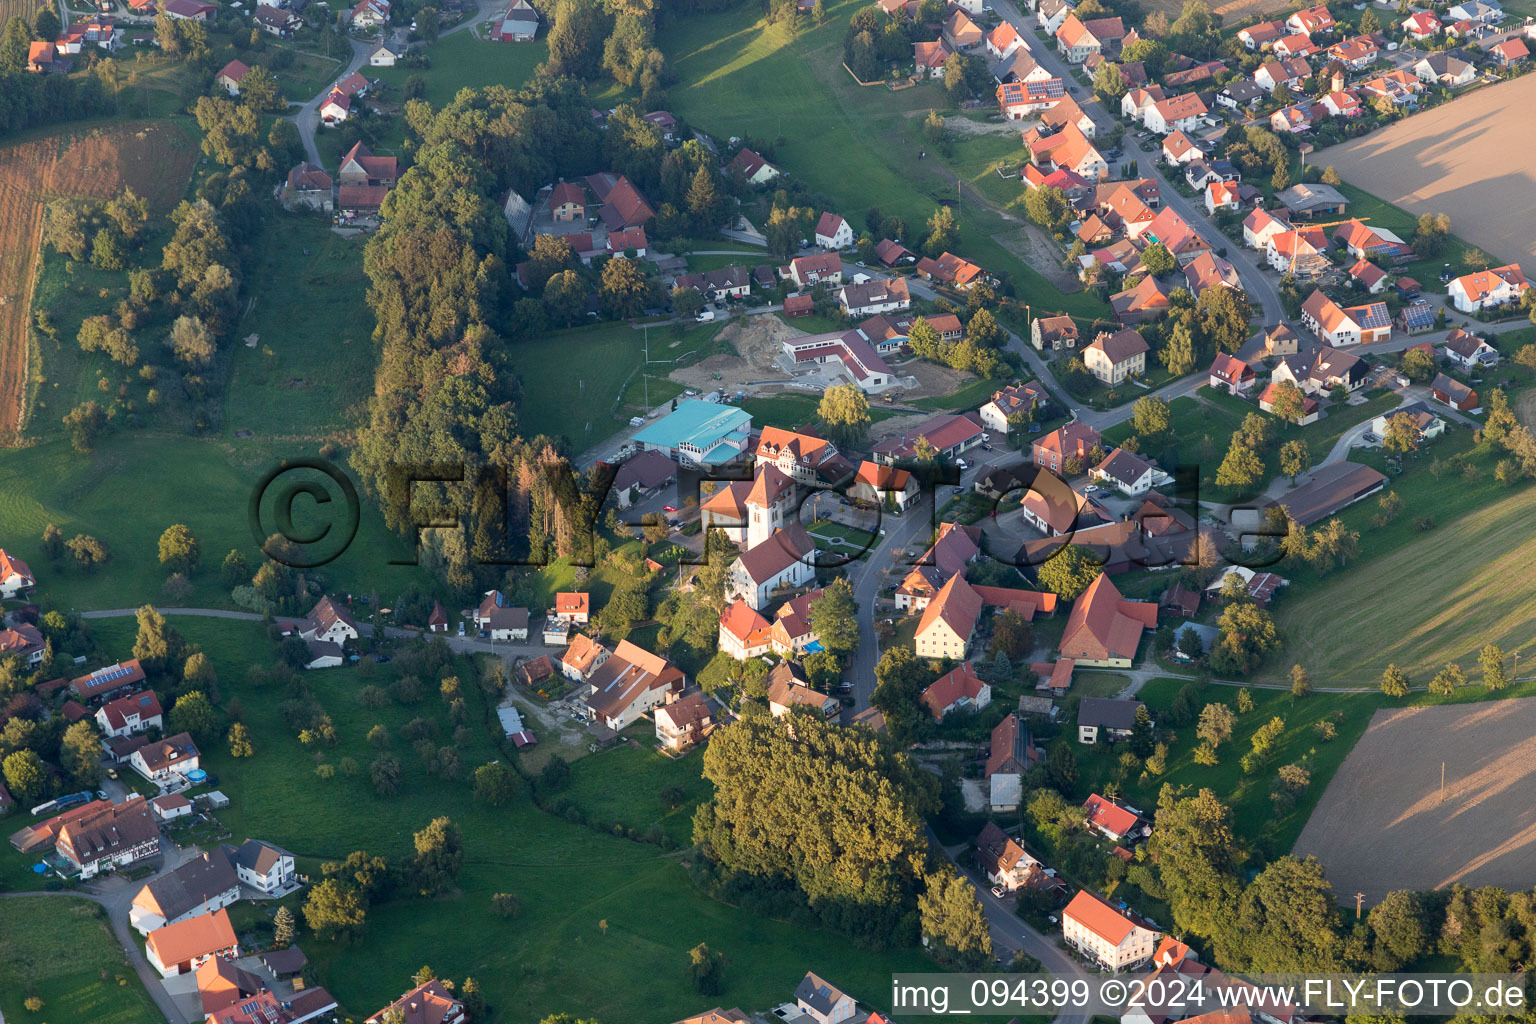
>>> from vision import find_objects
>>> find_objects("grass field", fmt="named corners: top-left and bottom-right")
top-left (659, 0), bottom-right (1107, 322)
top-left (908, 376), bottom-right (1005, 412)
top-left (0, 897), bottom-right (161, 1024)
top-left (0, 121), bottom-right (197, 439)
top-left (224, 215), bottom-right (375, 438)
top-left (562, 743), bottom-right (715, 847)
top-left (37, 616), bottom-right (945, 1024)
top-left (509, 321), bottom-right (726, 446)
top-left (370, 31), bottom-right (548, 109)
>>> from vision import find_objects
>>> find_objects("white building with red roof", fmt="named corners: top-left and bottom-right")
top-left (1083, 792), bottom-right (1139, 840)
top-left (0, 549), bottom-right (35, 598)
top-left (813, 212), bottom-right (853, 250)
top-left (1448, 263), bottom-right (1530, 313)
top-left (1063, 890), bottom-right (1160, 971)
top-left (95, 690), bottom-right (163, 738)
top-left (920, 661), bottom-right (992, 720)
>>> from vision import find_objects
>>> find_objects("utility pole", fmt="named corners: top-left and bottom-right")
top-left (1440, 761), bottom-right (1446, 805)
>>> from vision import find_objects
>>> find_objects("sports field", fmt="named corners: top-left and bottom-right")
top-left (1320, 74), bottom-right (1536, 268)
top-left (1294, 696), bottom-right (1536, 902)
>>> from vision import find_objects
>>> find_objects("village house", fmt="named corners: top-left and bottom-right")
top-left (1063, 889), bottom-right (1160, 971)
top-left (871, 412), bottom-right (987, 465)
top-left (1266, 226), bottom-right (1330, 277)
top-left (150, 792), bottom-right (191, 823)
top-left (794, 972), bottom-right (857, 1024)
top-left (655, 692), bottom-right (713, 751)
top-left (786, 251), bottom-right (844, 288)
top-left (915, 250), bottom-right (993, 289)
top-left (1033, 422), bottom-right (1102, 473)
top-left (986, 713), bottom-right (1040, 811)
top-left (1082, 328), bottom-right (1149, 384)
top-left (146, 908), bottom-right (239, 977)
top-left (1077, 697), bottom-right (1146, 743)
top-left (1056, 13), bottom-right (1125, 62)
top-left (1084, 792), bottom-right (1140, 841)
top-left (56, 796), bottom-right (161, 878)
top-left (612, 449), bottom-right (677, 509)
top-left (1208, 352), bottom-right (1256, 395)
top-left (284, 163), bottom-right (333, 212)
top-left (1448, 264), bottom-right (1530, 312)
top-left (996, 77), bottom-right (1068, 119)
top-left (1443, 329), bottom-right (1500, 369)
top-left (580, 639), bottom-right (686, 730)
top-left (70, 659), bottom-right (147, 702)
top-left (366, 980), bottom-right (466, 1024)
top-left (1285, 4), bottom-right (1334, 35)
top-left (1060, 574), bottom-right (1158, 668)
top-left (130, 733), bottom-right (201, 786)
top-left (921, 661), bottom-right (993, 720)
top-left (724, 147), bottom-right (780, 184)
top-left (980, 382), bottom-right (1049, 434)
top-left (1038, 0), bottom-right (1075, 33)
top-left (1161, 129), bottom-right (1200, 165)
top-left (1030, 314), bottom-right (1080, 352)
top-left (1254, 56), bottom-right (1311, 91)
top-left (914, 38), bottom-right (953, 77)
top-left (1273, 344), bottom-right (1370, 394)
top-left (298, 596), bottom-right (360, 647)
top-left (1091, 447), bottom-right (1162, 496)
top-left (1348, 258), bottom-right (1390, 293)
top-left (1143, 93), bottom-right (1208, 135)
top-left (130, 848), bottom-right (241, 935)
top-left (95, 690), bottom-right (162, 738)
top-left (849, 460), bottom-right (920, 511)
top-left (814, 212), bottom-right (854, 250)
top-left (474, 590), bottom-right (529, 641)
top-left (226, 838), bottom-right (296, 894)
top-left (1490, 37), bottom-right (1530, 65)
top-left (214, 59), bottom-right (249, 95)
top-left (1431, 373), bottom-right (1480, 412)
top-left (1019, 479), bottom-right (1105, 536)
top-left (766, 663), bottom-right (839, 718)
top-left (1328, 35), bottom-right (1380, 70)
top-left (1272, 33), bottom-right (1318, 58)
top-left (0, 623), bottom-right (44, 668)
top-left (559, 633), bottom-right (611, 682)
top-left (1371, 402), bottom-right (1445, 445)
top-left (0, 550), bottom-right (35, 598)
top-left (488, 0), bottom-right (539, 40)
top-left (1258, 380), bottom-right (1320, 424)
top-left (1415, 52), bottom-right (1477, 87)
top-left (837, 277), bottom-right (910, 316)
top-left (944, 7), bottom-right (984, 48)
top-left (1237, 19), bottom-right (1285, 48)
top-left (975, 821), bottom-right (1048, 889)
top-left (1121, 85), bottom-right (1167, 122)
top-left (1301, 290), bottom-right (1392, 345)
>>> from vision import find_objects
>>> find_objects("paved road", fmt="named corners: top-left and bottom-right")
top-left (291, 0), bottom-right (492, 168)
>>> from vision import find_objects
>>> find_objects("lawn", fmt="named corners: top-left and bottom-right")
top-left (369, 31), bottom-right (548, 109)
top-left (0, 897), bottom-right (161, 1024)
top-left (684, 252), bottom-right (770, 272)
top-left (660, 0), bottom-right (1107, 322)
top-left (42, 616), bottom-right (947, 1024)
top-left (508, 320), bottom-right (726, 446)
top-left (223, 214), bottom-right (376, 438)
top-left (908, 376), bottom-right (1005, 412)
top-left (562, 742), bottom-right (714, 847)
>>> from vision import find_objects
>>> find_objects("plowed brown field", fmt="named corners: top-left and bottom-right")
top-left (0, 122), bottom-right (194, 441)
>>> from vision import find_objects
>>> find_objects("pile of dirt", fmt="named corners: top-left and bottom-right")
top-left (668, 314), bottom-right (803, 390)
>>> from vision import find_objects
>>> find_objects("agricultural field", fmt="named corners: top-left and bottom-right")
top-left (51, 616), bottom-right (942, 1024)
top-left (1320, 74), bottom-right (1536, 270)
top-left (0, 897), bottom-right (161, 1024)
top-left (659, 0), bottom-right (1107, 322)
top-left (1294, 696), bottom-right (1536, 901)
top-left (0, 121), bottom-right (196, 441)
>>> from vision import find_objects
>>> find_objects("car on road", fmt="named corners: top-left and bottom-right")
top-left (96, 790), bottom-right (109, 801)
top-left (1084, 484), bottom-right (1099, 493)
top-left (457, 622), bottom-right (465, 637)
top-left (663, 504), bottom-right (677, 512)
top-left (1137, 131), bottom-right (1150, 139)
top-left (992, 885), bottom-right (1008, 898)
top-left (838, 681), bottom-right (854, 693)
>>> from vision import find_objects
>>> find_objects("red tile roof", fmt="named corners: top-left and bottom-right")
top-left (1060, 573), bottom-right (1157, 661)
top-left (920, 661), bottom-right (988, 719)
top-left (1084, 793), bottom-right (1139, 836)
top-left (1065, 889), bottom-right (1142, 944)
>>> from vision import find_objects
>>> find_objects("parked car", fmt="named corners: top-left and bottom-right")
top-left (992, 885), bottom-right (1008, 898)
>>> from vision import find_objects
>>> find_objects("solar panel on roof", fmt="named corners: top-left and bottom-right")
top-left (1355, 304), bottom-right (1392, 329)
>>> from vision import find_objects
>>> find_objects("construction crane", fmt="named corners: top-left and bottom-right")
top-left (1285, 215), bottom-right (1369, 278)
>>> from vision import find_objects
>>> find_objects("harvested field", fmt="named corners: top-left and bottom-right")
top-left (1294, 696), bottom-right (1536, 902)
top-left (1319, 75), bottom-right (1536, 267)
top-left (0, 122), bottom-right (194, 440)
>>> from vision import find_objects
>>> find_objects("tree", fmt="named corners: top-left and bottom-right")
top-left (543, 270), bottom-right (587, 326)
top-left (1380, 664), bottom-right (1410, 698)
top-left (1160, 319), bottom-right (1196, 376)
top-left (2, 750), bottom-right (46, 802)
top-left (1209, 601), bottom-right (1280, 675)
top-left (1024, 186), bottom-right (1071, 233)
top-left (872, 646), bottom-right (933, 745)
top-left (238, 65), bottom-right (283, 112)
top-left (817, 383), bottom-right (871, 446)
top-left (1398, 345), bottom-right (1434, 382)
top-left (184, 651), bottom-right (216, 689)
top-left (1035, 544), bottom-right (1100, 599)
top-left (685, 165), bottom-right (722, 229)
top-left (1320, 165), bottom-right (1342, 186)
top-left (1289, 663), bottom-right (1312, 699)
top-left (1237, 688), bottom-right (1254, 714)
top-left (474, 761), bottom-right (518, 806)
top-left (1232, 855), bottom-right (1342, 971)
top-left (220, 549), bottom-right (250, 589)
top-left (1279, 440), bottom-right (1310, 482)
top-left (990, 609), bottom-right (1032, 660)
top-left (0, 16), bottom-right (31, 72)
top-left (1196, 703), bottom-right (1235, 749)
top-left (33, 3), bottom-right (60, 42)
top-left (1271, 163), bottom-right (1290, 192)
top-left (412, 816), bottom-right (463, 895)
top-left (371, 754), bottom-right (403, 796)
top-left (41, 523), bottom-right (62, 561)
top-left (62, 720), bottom-right (102, 785)
top-left (599, 256), bottom-right (650, 319)
top-left (966, 308), bottom-right (1003, 350)
top-left (273, 905), bottom-right (296, 947)
top-left (62, 401), bottom-right (106, 453)
top-left (1215, 437), bottom-right (1264, 490)
top-left (67, 534), bottom-right (111, 570)
top-left (1132, 395), bottom-right (1172, 440)
top-left (686, 942), bottom-right (725, 995)
top-left (1092, 60), bottom-right (1127, 100)
top-left (922, 204), bottom-right (958, 257)
top-left (170, 690), bottom-right (217, 740)
top-left (1381, 412), bottom-right (1421, 454)
top-left (1147, 786), bottom-right (1242, 943)
top-left (492, 892), bottom-right (521, 917)
top-left (1479, 644), bottom-right (1508, 691)
top-left (918, 868), bottom-right (994, 968)
top-left (228, 722), bottom-right (255, 757)
top-left (1429, 662), bottom-right (1465, 696)
top-left (807, 579), bottom-right (858, 661)
top-left (302, 878), bottom-right (367, 940)
top-left (1367, 890), bottom-right (1428, 971)
top-left (158, 524), bottom-right (201, 574)
top-left (1140, 242), bottom-right (1177, 278)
